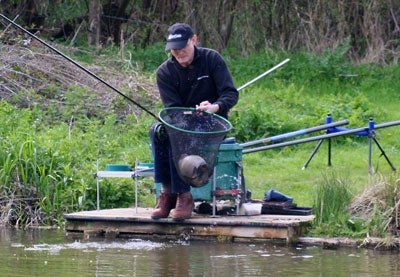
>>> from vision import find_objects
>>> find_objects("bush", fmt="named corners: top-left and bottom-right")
top-left (0, 101), bottom-right (154, 226)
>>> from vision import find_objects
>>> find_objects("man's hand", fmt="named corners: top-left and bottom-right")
top-left (196, 101), bottom-right (219, 114)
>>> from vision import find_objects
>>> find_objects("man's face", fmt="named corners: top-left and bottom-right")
top-left (171, 35), bottom-right (197, 67)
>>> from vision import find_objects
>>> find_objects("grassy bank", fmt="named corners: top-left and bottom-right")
top-left (1, 41), bottom-right (399, 238)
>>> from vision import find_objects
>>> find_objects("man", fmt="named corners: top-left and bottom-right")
top-left (150, 23), bottom-right (238, 221)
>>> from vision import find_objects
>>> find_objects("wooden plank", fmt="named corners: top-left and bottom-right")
top-left (64, 208), bottom-right (314, 242)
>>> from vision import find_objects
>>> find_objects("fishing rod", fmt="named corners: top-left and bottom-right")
top-left (240, 119), bottom-right (349, 148)
top-left (0, 13), bottom-right (159, 119)
top-left (1, 13), bottom-right (289, 119)
top-left (237, 58), bottom-right (290, 91)
top-left (242, 125), bottom-right (370, 154)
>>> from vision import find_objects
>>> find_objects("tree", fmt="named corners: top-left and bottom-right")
top-left (88, 0), bottom-right (100, 48)
top-left (183, 0), bottom-right (238, 52)
top-left (103, 0), bottom-right (131, 44)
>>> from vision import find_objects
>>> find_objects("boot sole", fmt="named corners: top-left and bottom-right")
top-left (151, 215), bottom-right (169, 219)
top-left (151, 212), bottom-right (171, 219)
top-left (172, 210), bottom-right (193, 221)
top-left (172, 215), bottom-right (191, 222)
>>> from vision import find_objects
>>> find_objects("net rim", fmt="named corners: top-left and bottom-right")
top-left (158, 107), bottom-right (232, 135)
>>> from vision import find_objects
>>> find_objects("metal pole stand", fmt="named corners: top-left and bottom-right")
top-left (367, 118), bottom-right (396, 174)
top-left (302, 113), bottom-right (333, 170)
top-left (211, 166), bottom-right (219, 217)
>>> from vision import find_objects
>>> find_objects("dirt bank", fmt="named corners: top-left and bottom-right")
top-left (297, 236), bottom-right (400, 250)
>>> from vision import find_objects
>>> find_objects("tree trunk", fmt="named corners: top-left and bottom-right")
top-left (184, 0), bottom-right (237, 51)
top-left (217, 0), bottom-right (238, 49)
top-left (88, 0), bottom-right (101, 49)
top-left (21, 0), bottom-right (46, 30)
top-left (111, 0), bottom-right (131, 44)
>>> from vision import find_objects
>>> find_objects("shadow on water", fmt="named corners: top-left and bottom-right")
top-left (0, 228), bottom-right (399, 276)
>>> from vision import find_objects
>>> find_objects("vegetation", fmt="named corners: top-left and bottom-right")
top-left (1, 38), bottom-right (399, 240)
top-left (0, 0), bottom-right (399, 64)
top-left (0, 1), bottom-right (399, 240)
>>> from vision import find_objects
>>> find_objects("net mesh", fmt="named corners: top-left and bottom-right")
top-left (159, 107), bottom-right (232, 187)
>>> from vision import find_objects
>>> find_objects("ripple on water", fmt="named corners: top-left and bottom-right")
top-left (19, 239), bottom-right (167, 255)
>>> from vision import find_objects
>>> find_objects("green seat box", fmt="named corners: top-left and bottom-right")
top-left (155, 142), bottom-right (243, 202)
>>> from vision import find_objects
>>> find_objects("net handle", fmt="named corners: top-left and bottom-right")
top-left (158, 107), bottom-right (232, 135)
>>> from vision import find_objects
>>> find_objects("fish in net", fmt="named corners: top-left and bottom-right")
top-left (158, 107), bottom-right (232, 187)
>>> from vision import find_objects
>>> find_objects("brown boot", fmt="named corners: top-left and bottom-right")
top-left (171, 192), bottom-right (194, 221)
top-left (151, 192), bottom-right (177, 219)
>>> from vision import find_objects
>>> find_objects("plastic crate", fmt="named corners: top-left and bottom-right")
top-left (155, 142), bottom-right (243, 202)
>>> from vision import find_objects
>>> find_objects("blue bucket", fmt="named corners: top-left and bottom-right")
top-left (264, 189), bottom-right (293, 203)
top-left (106, 164), bottom-right (132, 171)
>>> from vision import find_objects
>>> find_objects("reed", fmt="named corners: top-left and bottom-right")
top-left (349, 174), bottom-right (400, 237)
top-left (312, 170), bottom-right (354, 235)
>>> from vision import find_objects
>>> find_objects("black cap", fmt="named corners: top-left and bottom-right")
top-left (165, 23), bottom-right (194, 51)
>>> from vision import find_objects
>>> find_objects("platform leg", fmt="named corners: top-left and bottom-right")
top-left (96, 160), bottom-right (100, 210)
top-left (135, 159), bottom-right (139, 213)
top-left (97, 178), bottom-right (100, 211)
top-left (212, 166), bottom-right (217, 217)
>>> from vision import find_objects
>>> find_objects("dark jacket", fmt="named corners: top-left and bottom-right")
top-left (156, 46), bottom-right (238, 118)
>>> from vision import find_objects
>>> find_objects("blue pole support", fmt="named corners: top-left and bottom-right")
top-left (241, 119), bottom-right (349, 148)
top-left (243, 125), bottom-right (369, 154)
top-left (368, 118), bottom-right (374, 174)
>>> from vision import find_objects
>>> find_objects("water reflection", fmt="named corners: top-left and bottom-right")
top-left (0, 228), bottom-right (399, 276)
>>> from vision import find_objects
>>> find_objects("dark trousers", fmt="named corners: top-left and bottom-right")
top-left (149, 123), bottom-right (190, 194)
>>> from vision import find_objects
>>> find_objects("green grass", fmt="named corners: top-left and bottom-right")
top-left (228, 49), bottom-right (400, 205)
top-left (224, 48), bottom-right (400, 238)
top-left (1, 42), bottom-right (400, 236)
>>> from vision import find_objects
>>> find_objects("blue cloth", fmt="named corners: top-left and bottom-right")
top-left (149, 123), bottom-right (190, 194)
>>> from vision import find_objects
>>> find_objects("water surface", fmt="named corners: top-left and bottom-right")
top-left (0, 228), bottom-right (399, 276)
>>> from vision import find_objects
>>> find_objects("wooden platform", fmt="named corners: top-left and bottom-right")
top-left (64, 207), bottom-right (314, 243)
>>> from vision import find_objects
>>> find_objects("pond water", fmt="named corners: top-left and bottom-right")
top-left (0, 228), bottom-right (399, 276)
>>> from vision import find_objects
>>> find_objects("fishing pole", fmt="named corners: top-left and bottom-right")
top-left (237, 58), bottom-right (290, 91)
top-left (240, 119), bottom-right (349, 148)
top-left (1, 13), bottom-right (289, 119)
top-left (0, 13), bottom-right (159, 120)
